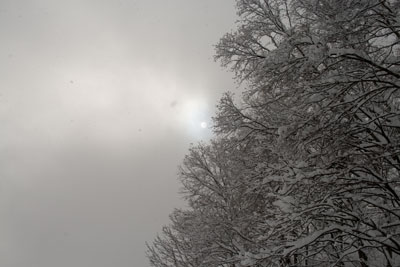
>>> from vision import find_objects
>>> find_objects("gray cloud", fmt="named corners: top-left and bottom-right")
top-left (0, 0), bottom-right (236, 266)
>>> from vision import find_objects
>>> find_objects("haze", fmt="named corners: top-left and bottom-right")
top-left (0, 1), bottom-right (236, 266)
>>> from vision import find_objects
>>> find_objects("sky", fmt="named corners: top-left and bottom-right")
top-left (0, 1), bottom-right (237, 266)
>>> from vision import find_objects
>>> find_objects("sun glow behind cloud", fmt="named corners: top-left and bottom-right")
top-left (33, 64), bottom-right (213, 144)
top-left (171, 95), bottom-right (212, 137)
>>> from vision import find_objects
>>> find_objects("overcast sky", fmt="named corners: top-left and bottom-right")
top-left (0, 1), bottom-right (237, 266)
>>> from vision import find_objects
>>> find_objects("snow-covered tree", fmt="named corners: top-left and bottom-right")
top-left (148, 0), bottom-right (400, 266)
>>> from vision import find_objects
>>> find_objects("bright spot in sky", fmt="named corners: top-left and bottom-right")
top-left (177, 97), bottom-right (210, 135)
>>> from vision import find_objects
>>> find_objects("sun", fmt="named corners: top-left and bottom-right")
top-left (175, 96), bottom-right (210, 136)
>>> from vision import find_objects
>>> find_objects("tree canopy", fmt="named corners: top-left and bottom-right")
top-left (147, 0), bottom-right (400, 266)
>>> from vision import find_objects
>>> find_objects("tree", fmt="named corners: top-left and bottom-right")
top-left (148, 0), bottom-right (400, 266)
